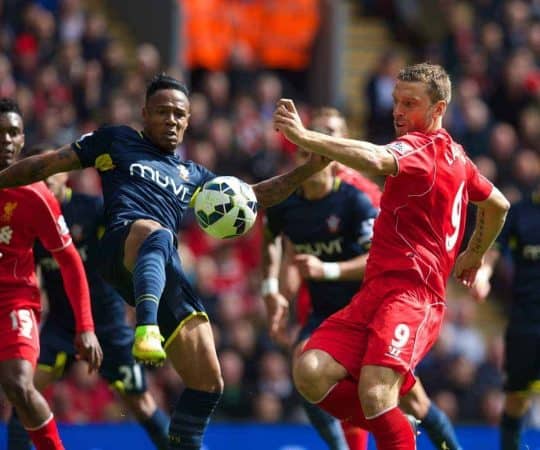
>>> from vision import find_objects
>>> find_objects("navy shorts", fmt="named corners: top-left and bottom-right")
top-left (504, 330), bottom-right (540, 392)
top-left (38, 319), bottom-right (146, 394)
top-left (98, 224), bottom-right (207, 343)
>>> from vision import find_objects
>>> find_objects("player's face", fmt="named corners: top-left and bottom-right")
top-left (392, 81), bottom-right (446, 136)
top-left (311, 116), bottom-right (346, 138)
top-left (142, 89), bottom-right (190, 152)
top-left (0, 112), bottom-right (24, 170)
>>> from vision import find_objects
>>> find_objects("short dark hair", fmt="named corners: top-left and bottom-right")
top-left (0, 98), bottom-right (22, 117)
top-left (398, 63), bottom-right (452, 104)
top-left (145, 74), bottom-right (189, 102)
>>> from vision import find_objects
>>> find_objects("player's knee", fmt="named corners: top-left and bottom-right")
top-left (122, 391), bottom-right (156, 420)
top-left (293, 350), bottom-right (331, 402)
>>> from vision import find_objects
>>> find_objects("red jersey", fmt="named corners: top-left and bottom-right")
top-left (335, 164), bottom-right (382, 208)
top-left (0, 182), bottom-right (71, 308)
top-left (365, 129), bottom-right (493, 299)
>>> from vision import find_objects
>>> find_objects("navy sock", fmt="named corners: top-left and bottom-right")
top-left (133, 229), bottom-right (175, 326)
top-left (501, 413), bottom-right (523, 450)
top-left (421, 403), bottom-right (462, 450)
top-left (169, 388), bottom-right (221, 450)
top-left (302, 399), bottom-right (348, 450)
top-left (7, 409), bottom-right (31, 450)
top-left (141, 408), bottom-right (170, 450)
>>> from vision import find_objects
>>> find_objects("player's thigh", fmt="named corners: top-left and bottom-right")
top-left (123, 219), bottom-right (163, 270)
top-left (504, 331), bottom-right (540, 397)
top-left (166, 315), bottom-right (222, 392)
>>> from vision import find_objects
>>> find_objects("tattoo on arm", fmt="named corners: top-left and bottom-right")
top-left (252, 164), bottom-right (315, 208)
top-left (0, 145), bottom-right (81, 188)
top-left (470, 208), bottom-right (485, 254)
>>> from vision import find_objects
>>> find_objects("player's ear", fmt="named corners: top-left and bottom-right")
top-left (434, 100), bottom-right (447, 119)
top-left (142, 105), bottom-right (148, 122)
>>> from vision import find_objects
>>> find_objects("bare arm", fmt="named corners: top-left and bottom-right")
top-left (454, 186), bottom-right (510, 288)
top-left (252, 153), bottom-right (330, 208)
top-left (0, 145), bottom-right (81, 188)
top-left (294, 253), bottom-right (369, 281)
top-left (273, 99), bottom-right (397, 176)
top-left (261, 231), bottom-right (291, 344)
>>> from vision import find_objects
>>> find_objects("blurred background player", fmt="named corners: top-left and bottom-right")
top-left (264, 107), bottom-right (463, 450)
top-left (273, 63), bottom-right (509, 450)
top-left (262, 140), bottom-right (378, 450)
top-left (0, 75), bottom-right (330, 450)
top-left (6, 145), bottom-right (169, 450)
top-left (472, 184), bottom-right (540, 450)
top-left (0, 99), bottom-right (102, 450)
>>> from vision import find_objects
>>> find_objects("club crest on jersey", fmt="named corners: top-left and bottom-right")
top-left (178, 165), bottom-right (190, 181)
top-left (326, 215), bottom-right (340, 233)
top-left (1, 201), bottom-right (17, 223)
top-left (387, 141), bottom-right (413, 156)
top-left (94, 154), bottom-right (115, 172)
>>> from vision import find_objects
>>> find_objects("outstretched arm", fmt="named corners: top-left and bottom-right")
top-left (252, 153), bottom-right (330, 208)
top-left (273, 99), bottom-right (397, 176)
top-left (454, 186), bottom-right (510, 289)
top-left (0, 145), bottom-right (81, 188)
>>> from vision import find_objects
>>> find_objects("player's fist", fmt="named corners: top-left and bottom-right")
top-left (273, 98), bottom-right (306, 144)
top-left (454, 249), bottom-right (484, 290)
top-left (263, 292), bottom-right (290, 347)
top-left (294, 254), bottom-right (324, 280)
top-left (470, 265), bottom-right (493, 302)
top-left (75, 331), bottom-right (103, 373)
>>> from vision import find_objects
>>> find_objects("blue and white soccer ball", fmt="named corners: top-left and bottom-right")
top-left (194, 176), bottom-right (258, 239)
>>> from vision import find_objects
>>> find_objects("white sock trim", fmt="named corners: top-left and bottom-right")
top-left (26, 413), bottom-right (54, 431)
top-left (365, 404), bottom-right (399, 420)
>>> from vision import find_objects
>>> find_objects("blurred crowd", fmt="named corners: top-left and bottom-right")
top-left (0, 0), bottom-right (538, 430)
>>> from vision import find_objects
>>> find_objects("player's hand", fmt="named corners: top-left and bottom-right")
top-left (470, 265), bottom-right (492, 302)
top-left (294, 254), bottom-right (324, 280)
top-left (263, 292), bottom-right (291, 347)
top-left (454, 250), bottom-right (484, 290)
top-left (75, 331), bottom-right (103, 373)
top-left (273, 99), bottom-right (306, 145)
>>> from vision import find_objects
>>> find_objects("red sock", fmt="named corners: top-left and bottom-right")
top-left (366, 407), bottom-right (415, 450)
top-left (317, 377), bottom-right (370, 428)
top-left (27, 415), bottom-right (64, 450)
top-left (341, 420), bottom-right (369, 450)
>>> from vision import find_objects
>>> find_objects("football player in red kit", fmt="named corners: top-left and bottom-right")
top-left (0, 98), bottom-right (102, 450)
top-left (273, 63), bottom-right (510, 450)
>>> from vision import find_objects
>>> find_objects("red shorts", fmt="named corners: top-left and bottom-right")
top-left (0, 304), bottom-right (40, 367)
top-left (303, 272), bottom-right (445, 395)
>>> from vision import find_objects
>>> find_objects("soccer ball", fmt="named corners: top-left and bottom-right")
top-left (193, 176), bottom-right (258, 239)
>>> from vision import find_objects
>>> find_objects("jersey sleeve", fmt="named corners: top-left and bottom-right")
top-left (385, 135), bottom-right (430, 177)
top-left (71, 126), bottom-right (114, 169)
top-left (350, 189), bottom-right (378, 253)
top-left (465, 157), bottom-right (493, 202)
top-left (30, 186), bottom-right (72, 252)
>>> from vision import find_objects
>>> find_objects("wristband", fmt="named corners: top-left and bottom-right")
top-left (261, 277), bottom-right (279, 296)
top-left (322, 262), bottom-right (341, 280)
